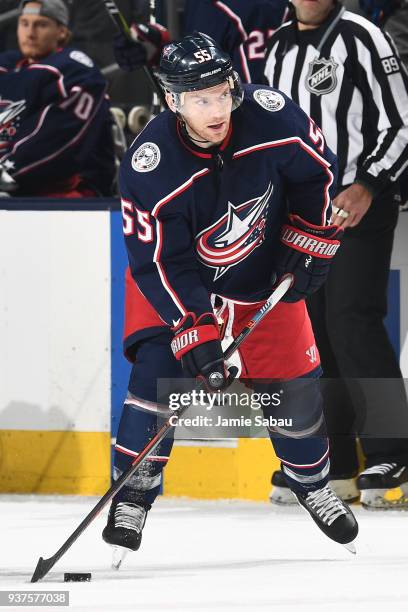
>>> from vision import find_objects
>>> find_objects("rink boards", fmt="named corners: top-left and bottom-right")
top-left (0, 200), bottom-right (407, 497)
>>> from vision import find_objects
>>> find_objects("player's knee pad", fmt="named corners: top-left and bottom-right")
top-left (255, 376), bottom-right (326, 440)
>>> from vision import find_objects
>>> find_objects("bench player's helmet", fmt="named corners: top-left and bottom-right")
top-left (158, 32), bottom-right (243, 111)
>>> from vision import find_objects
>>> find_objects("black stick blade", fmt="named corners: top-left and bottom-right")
top-left (31, 556), bottom-right (56, 583)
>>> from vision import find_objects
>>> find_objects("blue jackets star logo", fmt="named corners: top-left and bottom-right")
top-left (0, 98), bottom-right (26, 128)
top-left (195, 183), bottom-right (273, 280)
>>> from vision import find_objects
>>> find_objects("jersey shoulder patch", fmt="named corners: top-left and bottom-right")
top-left (253, 88), bottom-right (285, 112)
top-left (131, 142), bottom-right (161, 173)
top-left (69, 50), bottom-right (94, 68)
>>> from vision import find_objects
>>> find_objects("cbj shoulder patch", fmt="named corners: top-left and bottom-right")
top-left (253, 89), bottom-right (285, 112)
top-left (131, 142), bottom-right (161, 173)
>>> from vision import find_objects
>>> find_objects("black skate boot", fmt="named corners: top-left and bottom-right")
top-left (102, 500), bottom-right (148, 569)
top-left (294, 484), bottom-right (359, 553)
top-left (270, 470), bottom-right (359, 505)
top-left (357, 463), bottom-right (408, 510)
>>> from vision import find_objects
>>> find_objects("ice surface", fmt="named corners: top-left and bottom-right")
top-left (1, 494), bottom-right (407, 612)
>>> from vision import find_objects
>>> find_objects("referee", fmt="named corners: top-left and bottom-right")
top-left (265, 0), bottom-right (408, 509)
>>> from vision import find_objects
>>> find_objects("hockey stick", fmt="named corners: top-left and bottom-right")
top-left (148, 0), bottom-right (162, 117)
top-left (30, 274), bottom-right (293, 582)
top-left (102, 0), bottom-right (166, 108)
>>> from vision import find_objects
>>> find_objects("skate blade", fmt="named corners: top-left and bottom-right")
top-left (343, 541), bottom-right (356, 555)
top-left (111, 546), bottom-right (130, 570)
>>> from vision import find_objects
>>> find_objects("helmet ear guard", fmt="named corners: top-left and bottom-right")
top-left (227, 71), bottom-right (244, 111)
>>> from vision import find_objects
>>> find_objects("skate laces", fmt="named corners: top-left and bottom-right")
top-left (306, 485), bottom-right (347, 525)
top-left (360, 463), bottom-right (397, 476)
top-left (114, 502), bottom-right (146, 532)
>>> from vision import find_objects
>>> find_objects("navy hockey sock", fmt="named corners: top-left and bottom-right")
top-left (113, 401), bottom-right (174, 507)
top-left (256, 376), bottom-right (330, 493)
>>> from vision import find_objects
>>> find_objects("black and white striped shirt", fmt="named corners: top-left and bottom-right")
top-left (264, 3), bottom-right (408, 194)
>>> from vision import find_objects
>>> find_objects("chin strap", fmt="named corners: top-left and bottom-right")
top-left (179, 117), bottom-right (210, 144)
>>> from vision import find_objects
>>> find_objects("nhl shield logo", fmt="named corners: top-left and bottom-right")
top-left (306, 57), bottom-right (338, 96)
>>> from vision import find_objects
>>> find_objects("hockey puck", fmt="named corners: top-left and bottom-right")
top-left (64, 573), bottom-right (91, 582)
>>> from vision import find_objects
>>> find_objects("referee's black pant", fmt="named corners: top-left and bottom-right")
top-left (307, 187), bottom-right (408, 477)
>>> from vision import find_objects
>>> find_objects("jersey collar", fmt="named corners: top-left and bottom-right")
top-left (176, 117), bottom-right (233, 159)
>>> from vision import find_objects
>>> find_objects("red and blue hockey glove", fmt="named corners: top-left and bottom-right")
top-left (171, 312), bottom-right (236, 392)
top-left (275, 214), bottom-right (343, 302)
top-left (114, 22), bottom-right (169, 71)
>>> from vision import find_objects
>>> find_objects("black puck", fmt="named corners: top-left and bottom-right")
top-left (64, 573), bottom-right (91, 582)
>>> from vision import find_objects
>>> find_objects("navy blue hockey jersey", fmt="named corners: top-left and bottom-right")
top-left (119, 85), bottom-right (337, 347)
top-left (183, 0), bottom-right (289, 84)
top-left (0, 47), bottom-right (114, 196)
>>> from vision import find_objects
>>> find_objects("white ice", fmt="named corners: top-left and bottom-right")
top-left (1, 494), bottom-right (407, 612)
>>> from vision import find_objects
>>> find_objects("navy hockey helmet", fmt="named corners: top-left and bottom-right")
top-left (158, 32), bottom-right (243, 109)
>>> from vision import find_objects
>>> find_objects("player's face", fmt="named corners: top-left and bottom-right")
top-left (18, 4), bottom-right (67, 61)
top-left (292, 0), bottom-right (336, 28)
top-left (180, 82), bottom-right (233, 147)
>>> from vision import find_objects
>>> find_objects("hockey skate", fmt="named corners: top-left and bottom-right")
top-left (294, 484), bottom-right (359, 553)
top-left (269, 470), bottom-right (360, 505)
top-left (102, 501), bottom-right (147, 569)
top-left (357, 463), bottom-right (408, 510)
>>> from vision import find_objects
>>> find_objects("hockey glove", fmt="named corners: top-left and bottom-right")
top-left (114, 23), bottom-right (169, 71)
top-left (275, 214), bottom-right (343, 302)
top-left (171, 312), bottom-right (236, 392)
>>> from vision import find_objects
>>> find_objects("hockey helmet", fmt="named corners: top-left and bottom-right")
top-left (158, 32), bottom-right (243, 109)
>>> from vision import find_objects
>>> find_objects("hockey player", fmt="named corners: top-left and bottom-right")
top-left (0, 0), bottom-right (115, 197)
top-left (102, 32), bottom-right (358, 565)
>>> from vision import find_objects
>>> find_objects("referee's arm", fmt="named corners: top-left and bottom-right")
top-left (349, 21), bottom-right (408, 196)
